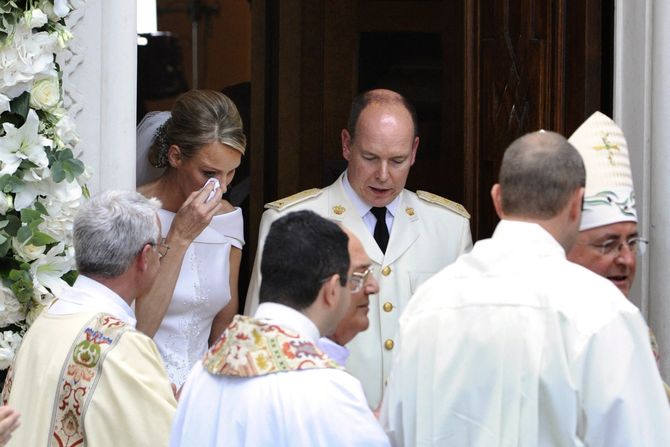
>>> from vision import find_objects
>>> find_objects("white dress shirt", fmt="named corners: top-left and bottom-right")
top-left (342, 170), bottom-right (399, 235)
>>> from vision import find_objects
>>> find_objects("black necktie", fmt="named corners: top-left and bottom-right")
top-left (371, 207), bottom-right (389, 254)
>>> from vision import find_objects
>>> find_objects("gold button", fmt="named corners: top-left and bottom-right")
top-left (384, 339), bottom-right (394, 350)
top-left (382, 266), bottom-right (391, 276)
top-left (383, 302), bottom-right (393, 312)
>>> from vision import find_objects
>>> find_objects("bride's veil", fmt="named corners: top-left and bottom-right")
top-left (136, 111), bottom-right (172, 187)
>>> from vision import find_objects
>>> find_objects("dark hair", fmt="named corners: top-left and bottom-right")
top-left (149, 89), bottom-right (246, 168)
top-left (499, 131), bottom-right (586, 219)
top-left (259, 211), bottom-right (349, 310)
top-left (347, 89), bottom-right (419, 140)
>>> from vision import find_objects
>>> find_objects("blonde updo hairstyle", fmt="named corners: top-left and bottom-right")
top-left (149, 89), bottom-right (246, 168)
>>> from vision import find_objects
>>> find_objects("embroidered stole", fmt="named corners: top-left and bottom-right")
top-left (48, 313), bottom-right (130, 447)
top-left (204, 315), bottom-right (340, 377)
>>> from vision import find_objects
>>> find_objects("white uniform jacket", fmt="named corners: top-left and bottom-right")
top-left (245, 172), bottom-right (472, 407)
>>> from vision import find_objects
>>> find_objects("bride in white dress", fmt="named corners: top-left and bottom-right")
top-left (136, 90), bottom-right (246, 387)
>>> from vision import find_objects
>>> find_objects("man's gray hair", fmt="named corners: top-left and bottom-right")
top-left (499, 131), bottom-right (585, 219)
top-left (74, 190), bottom-right (161, 277)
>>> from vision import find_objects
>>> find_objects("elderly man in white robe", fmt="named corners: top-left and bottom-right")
top-left (2, 191), bottom-right (176, 447)
top-left (380, 131), bottom-right (670, 446)
top-left (171, 210), bottom-right (389, 446)
top-left (565, 111), bottom-right (670, 399)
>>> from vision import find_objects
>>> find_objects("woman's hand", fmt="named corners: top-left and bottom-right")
top-left (168, 181), bottom-right (223, 246)
top-left (0, 406), bottom-right (19, 446)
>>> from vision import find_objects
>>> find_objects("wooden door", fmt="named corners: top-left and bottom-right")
top-left (249, 0), bottom-right (613, 251)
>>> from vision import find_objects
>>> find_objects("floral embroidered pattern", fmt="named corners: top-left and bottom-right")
top-left (203, 315), bottom-right (340, 377)
top-left (49, 313), bottom-right (130, 447)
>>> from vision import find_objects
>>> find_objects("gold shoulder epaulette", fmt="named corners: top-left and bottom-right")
top-left (264, 188), bottom-right (322, 211)
top-left (417, 190), bottom-right (471, 219)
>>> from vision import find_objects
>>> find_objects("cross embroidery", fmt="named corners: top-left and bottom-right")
top-left (593, 133), bottom-right (620, 165)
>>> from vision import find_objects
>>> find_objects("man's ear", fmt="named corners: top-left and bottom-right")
top-left (491, 184), bottom-right (505, 218)
top-left (409, 136), bottom-right (419, 166)
top-left (321, 274), bottom-right (341, 309)
top-left (342, 130), bottom-right (353, 161)
top-left (136, 244), bottom-right (152, 273)
top-left (568, 187), bottom-right (585, 223)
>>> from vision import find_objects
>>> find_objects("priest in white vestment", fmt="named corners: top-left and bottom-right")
top-left (2, 191), bottom-right (176, 447)
top-left (380, 131), bottom-right (670, 446)
top-left (171, 210), bottom-right (389, 446)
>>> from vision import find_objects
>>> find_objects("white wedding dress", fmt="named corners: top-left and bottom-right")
top-left (152, 207), bottom-right (244, 387)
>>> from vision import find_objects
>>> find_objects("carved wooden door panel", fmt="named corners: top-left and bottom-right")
top-left (467, 0), bottom-right (611, 238)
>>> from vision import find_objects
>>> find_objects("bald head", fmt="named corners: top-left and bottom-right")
top-left (347, 89), bottom-right (418, 140)
top-left (498, 131), bottom-right (585, 219)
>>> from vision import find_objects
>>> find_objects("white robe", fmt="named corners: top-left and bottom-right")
top-left (5, 276), bottom-right (176, 447)
top-left (170, 303), bottom-right (389, 446)
top-left (380, 220), bottom-right (670, 446)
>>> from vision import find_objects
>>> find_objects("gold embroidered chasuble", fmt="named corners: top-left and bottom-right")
top-left (3, 311), bottom-right (175, 447)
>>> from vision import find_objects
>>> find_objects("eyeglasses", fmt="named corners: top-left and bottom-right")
top-left (321, 266), bottom-right (375, 293)
top-left (147, 237), bottom-right (170, 260)
top-left (588, 236), bottom-right (648, 257)
top-left (348, 266), bottom-right (375, 293)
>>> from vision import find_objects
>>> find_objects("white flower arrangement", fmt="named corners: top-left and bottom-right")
top-left (0, 0), bottom-right (86, 373)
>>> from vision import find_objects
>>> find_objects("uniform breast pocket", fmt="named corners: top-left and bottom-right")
top-left (409, 271), bottom-right (436, 294)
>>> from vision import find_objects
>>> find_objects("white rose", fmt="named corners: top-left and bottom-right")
top-left (0, 285), bottom-right (23, 327)
top-left (30, 75), bottom-right (60, 110)
top-left (12, 237), bottom-right (46, 262)
top-left (39, 0), bottom-right (59, 21)
top-left (0, 331), bottom-right (23, 370)
top-left (0, 192), bottom-right (13, 214)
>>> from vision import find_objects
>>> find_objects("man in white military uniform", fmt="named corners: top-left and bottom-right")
top-left (380, 131), bottom-right (670, 446)
top-left (245, 89), bottom-right (472, 407)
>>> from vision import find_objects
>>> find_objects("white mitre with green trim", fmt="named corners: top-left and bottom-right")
top-left (568, 111), bottom-right (636, 231)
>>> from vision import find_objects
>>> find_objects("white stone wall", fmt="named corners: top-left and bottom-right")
top-left (615, 0), bottom-right (670, 379)
top-left (67, 0), bottom-right (137, 195)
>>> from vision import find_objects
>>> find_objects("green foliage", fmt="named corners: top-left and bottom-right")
top-left (8, 267), bottom-right (33, 304)
top-left (51, 148), bottom-right (85, 182)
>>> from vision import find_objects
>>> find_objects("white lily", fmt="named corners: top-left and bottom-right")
top-left (0, 109), bottom-right (51, 176)
top-left (30, 242), bottom-right (73, 296)
top-left (12, 167), bottom-right (50, 211)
